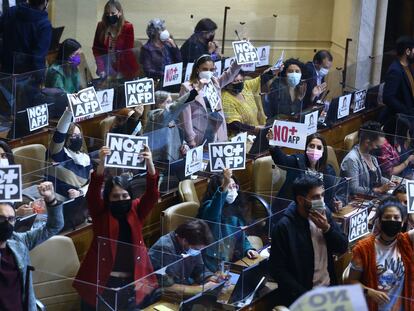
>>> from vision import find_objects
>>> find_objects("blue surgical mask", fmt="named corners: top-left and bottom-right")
top-left (319, 67), bottom-right (329, 77)
top-left (287, 72), bottom-right (302, 88)
top-left (186, 248), bottom-right (201, 257)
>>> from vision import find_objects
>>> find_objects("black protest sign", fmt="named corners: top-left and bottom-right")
top-left (348, 208), bottom-right (369, 242)
top-left (353, 89), bottom-right (367, 113)
top-left (0, 165), bottom-right (22, 202)
top-left (105, 133), bottom-right (148, 170)
top-left (27, 103), bottom-right (49, 131)
top-left (67, 86), bottom-right (102, 119)
top-left (232, 40), bottom-right (259, 65)
top-left (125, 78), bottom-right (155, 108)
top-left (203, 82), bottom-right (220, 111)
top-left (407, 180), bottom-right (414, 214)
top-left (208, 141), bottom-right (246, 172)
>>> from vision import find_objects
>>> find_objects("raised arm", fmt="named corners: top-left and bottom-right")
top-left (218, 61), bottom-right (242, 89)
top-left (49, 109), bottom-right (73, 159)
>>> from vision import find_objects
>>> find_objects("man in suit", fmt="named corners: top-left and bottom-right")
top-left (304, 50), bottom-right (332, 108)
top-left (382, 36), bottom-right (414, 121)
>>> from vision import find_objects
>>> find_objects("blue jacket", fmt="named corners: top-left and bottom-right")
top-left (0, 3), bottom-right (51, 73)
top-left (269, 202), bottom-right (348, 306)
top-left (6, 203), bottom-right (64, 310)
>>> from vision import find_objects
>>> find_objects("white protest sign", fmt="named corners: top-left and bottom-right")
top-left (27, 103), bottom-right (49, 131)
top-left (125, 78), bottom-right (154, 108)
top-left (232, 40), bottom-right (259, 65)
top-left (272, 50), bottom-right (285, 70)
top-left (353, 89), bottom-right (367, 113)
top-left (185, 145), bottom-right (203, 177)
top-left (224, 57), bottom-right (236, 70)
top-left (231, 132), bottom-right (247, 144)
top-left (184, 63), bottom-right (194, 82)
top-left (304, 110), bottom-right (318, 135)
top-left (269, 120), bottom-right (307, 150)
top-left (67, 86), bottom-right (102, 120)
top-left (241, 62), bottom-right (256, 72)
top-left (407, 180), bottom-right (414, 214)
top-left (209, 141), bottom-right (246, 172)
top-left (256, 46), bottom-right (270, 67)
top-left (203, 82), bottom-right (220, 111)
top-left (163, 62), bottom-right (183, 87)
top-left (105, 133), bottom-right (147, 170)
top-left (337, 93), bottom-right (352, 119)
top-left (213, 61), bottom-right (222, 78)
top-left (289, 284), bottom-right (368, 311)
top-left (96, 89), bottom-right (114, 113)
top-left (0, 165), bottom-right (22, 202)
top-left (348, 208), bottom-right (369, 242)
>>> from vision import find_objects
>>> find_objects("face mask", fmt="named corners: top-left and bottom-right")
top-left (226, 189), bottom-right (238, 204)
top-left (381, 220), bottom-right (402, 237)
top-left (106, 15), bottom-right (119, 25)
top-left (228, 82), bottom-right (244, 95)
top-left (68, 137), bottom-right (83, 152)
top-left (306, 148), bottom-right (323, 162)
top-left (311, 199), bottom-right (325, 211)
top-left (159, 29), bottom-right (170, 42)
top-left (69, 54), bottom-right (81, 67)
top-left (286, 72), bottom-right (302, 88)
top-left (0, 158), bottom-right (9, 167)
top-left (0, 221), bottom-right (14, 242)
top-left (186, 248), bottom-right (201, 257)
top-left (319, 67), bottom-right (329, 77)
top-left (109, 199), bottom-right (132, 218)
top-left (198, 71), bottom-right (214, 83)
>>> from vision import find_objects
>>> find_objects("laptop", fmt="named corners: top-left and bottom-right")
top-left (15, 214), bottom-right (37, 232)
top-left (179, 281), bottom-right (226, 311)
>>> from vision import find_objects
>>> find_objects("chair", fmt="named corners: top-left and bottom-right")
top-left (161, 202), bottom-right (200, 234)
top-left (12, 144), bottom-right (47, 185)
top-left (99, 116), bottom-right (116, 140)
top-left (178, 180), bottom-right (200, 207)
top-left (344, 131), bottom-right (359, 151)
top-left (30, 236), bottom-right (81, 311)
top-left (326, 145), bottom-right (340, 176)
top-left (252, 156), bottom-right (286, 201)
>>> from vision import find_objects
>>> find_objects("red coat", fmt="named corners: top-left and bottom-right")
top-left (73, 171), bottom-right (159, 307)
top-left (92, 21), bottom-right (139, 80)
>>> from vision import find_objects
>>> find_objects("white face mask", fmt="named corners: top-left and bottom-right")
top-left (226, 189), bottom-right (238, 204)
top-left (159, 29), bottom-right (170, 42)
top-left (310, 199), bottom-right (325, 211)
top-left (0, 158), bottom-right (9, 167)
top-left (286, 72), bottom-right (302, 88)
top-left (198, 71), bottom-right (214, 83)
top-left (319, 67), bottom-right (329, 77)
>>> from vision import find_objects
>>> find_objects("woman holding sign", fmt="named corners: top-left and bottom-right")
top-left (348, 198), bottom-right (414, 311)
top-left (180, 54), bottom-right (241, 147)
top-left (74, 145), bottom-right (159, 310)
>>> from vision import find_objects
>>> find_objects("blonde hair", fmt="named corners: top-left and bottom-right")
top-left (100, 0), bottom-right (126, 40)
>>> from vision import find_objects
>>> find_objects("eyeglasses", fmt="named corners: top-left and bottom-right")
top-left (0, 216), bottom-right (16, 224)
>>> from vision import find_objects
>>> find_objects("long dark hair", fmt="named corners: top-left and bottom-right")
top-left (305, 133), bottom-right (328, 172)
top-left (0, 140), bottom-right (15, 165)
top-left (55, 38), bottom-right (81, 76)
top-left (189, 54), bottom-right (213, 84)
top-left (103, 175), bottom-right (132, 203)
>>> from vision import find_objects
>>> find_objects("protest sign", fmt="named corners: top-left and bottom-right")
top-left (241, 62), bottom-right (256, 72)
top-left (224, 57), bottom-right (236, 70)
top-left (231, 132), bottom-right (247, 144)
top-left (67, 86), bottom-right (102, 119)
top-left (348, 208), bottom-right (369, 242)
top-left (256, 46), bottom-right (270, 67)
top-left (0, 165), bottom-right (22, 202)
top-left (407, 180), bottom-right (414, 214)
top-left (304, 110), bottom-right (318, 135)
top-left (203, 82), bottom-right (220, 111)
top-left (289, 284), bottom-right (368, 311)
top-left (97, 89), bottom-right (114, 113)
top-left (184, 63), bottom-right (194, 82)
top-left (125, 78), bottom-right (155, 108)
top-left (337, 94), bottom-right (352, 119)
top-left (269, 120), bottom-right (307, 150)
top-left (213, 61), bottom-right (222, 78)
top-left (27, 103), bottom-right (48, 131)
top-left (232, 40), bottom-right (259, 65)
top-left (185, 145), bottom-right (203, 177)
top-left (272, 50), bottom-right (285, 70)
top-left (163, 62), bottom-right (183, 87)
top-left (105, 133), bottom-right (148, 170)
top-left (353, 89), bottom-right (367, 113)
top-left (209, 141), bottom-right (246, 172)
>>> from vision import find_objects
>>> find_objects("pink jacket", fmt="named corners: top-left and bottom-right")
top-left (179, 61), bottom-right (241, 146)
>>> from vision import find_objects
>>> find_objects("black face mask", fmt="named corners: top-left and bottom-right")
top-left (228, 82), bottom-right (244, 95)
top-left (370, 147), bottom-right (382, 157)
top-left (106, 15), bottom-right (119, 25)
top-left (0, 222), bottom-right (14, 242)
top-left (69, 137), bottom-right (83, 152)
top-left (381, 220), bottom-right (402, 237)
top-left (109, 199), bottom-right (132, 218)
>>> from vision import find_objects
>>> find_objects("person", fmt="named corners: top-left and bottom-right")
top-left (340, 121), bottom-right (392, 196)
top-left (92, 0), bottom-right (138, 80)
top-left (0, 139), bottom-right (14, 166)
top-left (180, 18), bottom-right (221, 67)
top-left (140, 18), bottom-right (181, 83)
top-left (391, 185), bottom-right (414, 231)
top-left (0, 181), bottom-right (63, 311)
top-left (191, 149), bottom-right (198, 164)
top-left (267, 132), bottom-right (340, 212)
top-left (269, 175), bottom-right (348, 306)
top-left (222, 70), bottom-right (273, 138)
top-left (197, 169), bottom-right (259, 272)
top-left (382, 36), bottom-right (414, 123)
top-left (111, 105), bottom-right (145, 136)
top-left (303, 50), bottom-right (332, 107)
top-left (45, 38), bottom-right (82, 94)
top-left (348, 198), bottom-right (414, 311)
top-left (74, 145), bottom-right (160, 310)
top-left (149, 220), bottom-right (217, 296)
top-left (263, 58), bottom-right (307, 124)
top-left (338, 95), bottom-right (349, 118)
top-left (102, 91), bottom-right (109, 105)
top-left (46, 109), bottom-right (93, 230)
top-left (0, 0), bottom-right (51, 74)
top-left (308, 113), bottom-right (315, 127)
top-left (180, 54), bottom-right (241, 147)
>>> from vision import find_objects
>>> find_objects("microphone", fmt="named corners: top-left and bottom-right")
top-left (235, 30), bottom-right (241, 41)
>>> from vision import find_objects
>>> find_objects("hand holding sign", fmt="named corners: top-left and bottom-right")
top-left (208, 141), bottom-right (246, 172)
top-left (222, 168), bottom-right (232, 191)
top-left (140, 144), bottom-right (156, 176)
top-left (67, 87), bottom-right (102, 120)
